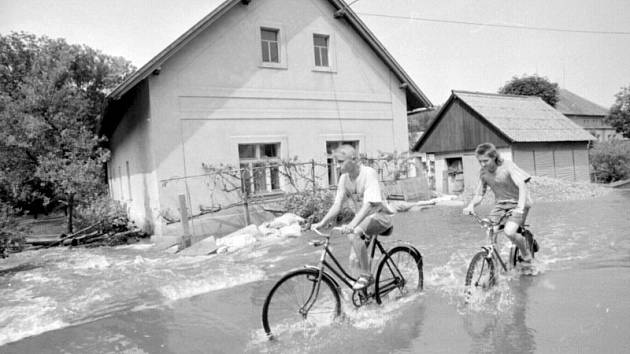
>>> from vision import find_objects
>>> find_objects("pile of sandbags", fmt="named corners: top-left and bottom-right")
top-left (208, 213), bottom-right (305, 254)
top-left (258, 213), bottom-right (304, 238)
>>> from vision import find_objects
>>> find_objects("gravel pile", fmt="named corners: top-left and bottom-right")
top-left (458, 176), bottom-right (611, 205)
top-left (528, 176), bottom-right (611, 202)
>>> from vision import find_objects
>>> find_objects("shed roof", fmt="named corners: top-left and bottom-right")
top-left (555, 88), bottom-right (609, 117)
top-left (453, 91), bottom-right (594, 142)
top-left (105, 0), bottom-right (431, 109)
top-left (413, 91), bottom-right (594, 151)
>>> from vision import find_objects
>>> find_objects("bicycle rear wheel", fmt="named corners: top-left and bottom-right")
top-left (465, 251), bottom-right (496, 289)
top-left (374, 246), bottom-right (423, 304)
top-left (261, 268), bottom-right (341, 339)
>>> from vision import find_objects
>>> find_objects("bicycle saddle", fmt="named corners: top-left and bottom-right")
top-left (360, 226), bottom-right (393, 241)
top-left (379, 226), bottom-right (394, 236)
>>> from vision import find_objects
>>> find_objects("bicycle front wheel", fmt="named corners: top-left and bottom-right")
top-left (465, 251), bottom-right (496, 289)
top-left (510, 246), bottom-right (520, 269)
top-left (261, 268), bottom-right (341, 339)
top-left (374, 246), bottom-right (423, 304)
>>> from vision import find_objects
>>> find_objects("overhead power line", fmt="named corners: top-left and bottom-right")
top-left (347, 0), bottom-right (364, 6)
top-left (356, 12), bottom-right (630, 35)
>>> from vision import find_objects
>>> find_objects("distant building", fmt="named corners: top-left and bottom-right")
top-left (407, 107), bottom-right (439, 149)
top-left (556, 88), bottom-right (622, 141)
top-left (412, 91), bottom-right (595, 194)
top-left (101, 0), bottom-right (431, 236)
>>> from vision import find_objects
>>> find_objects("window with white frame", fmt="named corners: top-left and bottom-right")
top-left (313, 34), bottom-right (329, 67)
top-left (239, 143), bottom-right (281, 194)
top-left (261, 28), bottom-right (280, 63)
top-left (326, 140), bottom-right (359, 186)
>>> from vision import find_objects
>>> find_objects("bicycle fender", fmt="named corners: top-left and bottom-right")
top-left (303, 265), bottom-right (342, 293)
top-left (386, 245), bottom-right (423, 266)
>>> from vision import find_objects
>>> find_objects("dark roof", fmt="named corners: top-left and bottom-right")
top-left (413, 91), bottom-right (594, 150)
top-left (555, 88), bottom-right (609, 117)
top-left (106, 0), bottom-right (431, 109)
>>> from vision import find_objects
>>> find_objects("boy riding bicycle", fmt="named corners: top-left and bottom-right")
top-left (311, 145), bottom-right (394, 290)
top-left (463, 143), bottom-right (536, 269)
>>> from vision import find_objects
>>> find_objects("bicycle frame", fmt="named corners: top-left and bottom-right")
top-left (310, 228), bottom-right (389, 290)
top-left (470, 213), bottom-right (512, 273)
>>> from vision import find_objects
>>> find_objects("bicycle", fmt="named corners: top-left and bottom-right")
top-left (261, 226), bottom-right (423, 339)
top-left (464, 212), bottom-right (538, 289)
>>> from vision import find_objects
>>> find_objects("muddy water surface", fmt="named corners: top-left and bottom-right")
top-left (1, 190), bottom-right (629, 353)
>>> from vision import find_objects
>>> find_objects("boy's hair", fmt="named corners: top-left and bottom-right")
top-left (475, 143), bottom-right (503, 164)
top-left (333, 145), bottom-right (358, 161)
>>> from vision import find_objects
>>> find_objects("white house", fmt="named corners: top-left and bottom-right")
top-left (101, 0), bottom-right (432, 237)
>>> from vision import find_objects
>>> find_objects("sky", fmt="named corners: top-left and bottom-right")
top-left (1, 0), bottom-right (629, 108)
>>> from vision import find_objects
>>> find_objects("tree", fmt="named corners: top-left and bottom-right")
top-left (589, 141), bottom-right (630, 183)
top-left (0, 32), bottom-right (134, 232)
top-left (606, 85), bottom-right (630, 138)
top-left (498, 74), bottom-right (559, 107)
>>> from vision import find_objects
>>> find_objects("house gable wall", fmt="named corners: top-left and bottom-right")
top-left (149, 0), bottom-right (408, 174)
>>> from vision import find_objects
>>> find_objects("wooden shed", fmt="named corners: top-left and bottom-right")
top-left (412, 91), bottom-right (595, 194)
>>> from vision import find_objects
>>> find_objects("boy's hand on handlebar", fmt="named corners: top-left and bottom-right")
top-left (340, 224), bottom-right (354, 234)
top-left (463, 206), bottom-right (475, 216)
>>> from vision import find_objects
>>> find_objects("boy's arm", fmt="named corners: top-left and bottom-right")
top-left (344, 167), bottom-right (382, 231)
top-left (346, 201), bottom-right (376, 231)
top-left (312, 175), bottom-right (346, 229)
top-left (464, 179), bottom-right (485, 214)
top-left (508, 162), bottom-right (531, 212)
top-left (315, 200), bottom-right (342, 228)
top-left (513, 176), bottom-right (529, 212)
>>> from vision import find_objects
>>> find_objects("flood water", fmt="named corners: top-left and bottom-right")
top-left (1, 190), bottom-right (629, 353)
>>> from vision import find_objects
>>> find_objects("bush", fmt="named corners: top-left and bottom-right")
top-left (283, 189), bottom-right (334, 224)
top-left (0, 203), bottom-right (27, 257)
top-left (590, 141), bottom-right (630, 183)
top-left (282, 189), bottom-right (354, 225)
top-left (74, 195), bottom-right (133, 233)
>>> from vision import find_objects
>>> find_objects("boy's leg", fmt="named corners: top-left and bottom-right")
top-left (350, 213), bottom-right (392, 289)
top-left (504, 221), bottom-right (531, 260)
top-left (348, 232), bottom-right (370, 275)
top-left (504, 207), bottom-right (532, 261)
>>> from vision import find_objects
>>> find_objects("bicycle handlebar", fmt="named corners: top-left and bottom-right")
top-left (311, 226), bottom-right (343, 237)
top-left (467, 210), bottom-right (512, 229)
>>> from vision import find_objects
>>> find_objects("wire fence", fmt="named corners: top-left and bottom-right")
top-left (157, 156), bottom-right (424, 237)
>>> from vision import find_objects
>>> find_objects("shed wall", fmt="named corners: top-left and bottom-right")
top-left (512, 142), bottom-right (590, 182)
top-left (419, 99), bottom-right (508, 153)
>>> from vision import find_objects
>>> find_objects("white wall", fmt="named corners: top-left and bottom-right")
top-left (142, 0), bottom-right (411, 234)
top-left (108, 82), bottom-right (159, 233)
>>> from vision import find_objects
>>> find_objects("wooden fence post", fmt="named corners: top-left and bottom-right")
top-left (311, 159), bottom-right (316, 194)
top-left (178, 194), bottom-right (191, 248)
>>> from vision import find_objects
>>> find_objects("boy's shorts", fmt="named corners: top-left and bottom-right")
top-left (488, 202), bottom-right (530, 226)
top-left (356, 212), bottom-right (392, 236)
